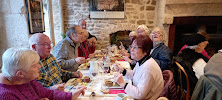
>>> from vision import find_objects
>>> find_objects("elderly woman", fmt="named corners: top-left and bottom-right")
top-left (114, 35), bottom-right (164, 99)
top-left (137, 24), bottom-right (150, 36)
top-left (150, 27), bottom-right (172, 70)
top-left (0, 48), bottom-right (85, 100)
top-left (175, 34), bottom-right (209, 95)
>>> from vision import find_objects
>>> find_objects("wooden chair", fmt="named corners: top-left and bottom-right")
top-left (175, 61), bottom-right (190, 100)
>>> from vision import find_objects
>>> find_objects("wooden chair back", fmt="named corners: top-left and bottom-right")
top-left (175, 61), bottom-right (190, 100)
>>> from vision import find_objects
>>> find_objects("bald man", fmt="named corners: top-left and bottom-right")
top-left (78, 20), bottom-right (97, 46)
top-left (29, 33), bottom-right (83, 91)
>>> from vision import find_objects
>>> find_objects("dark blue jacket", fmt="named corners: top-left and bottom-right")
top-left (151, 43), bottom-right (172, 70)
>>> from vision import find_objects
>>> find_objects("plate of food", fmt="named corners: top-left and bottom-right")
top-left (101, 79), bottom-right (122, 89)
top-left (78, 62), bottom-right (90, 70)
top-left (65, 76), bottom-right (92, 89)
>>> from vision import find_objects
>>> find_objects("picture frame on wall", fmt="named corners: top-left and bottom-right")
top-left (90, 0), bottom-right (125, 18)
top-left (25, 0), bottom-right (45, 34)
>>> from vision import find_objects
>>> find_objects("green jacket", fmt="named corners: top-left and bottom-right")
top-left (191, 75), bottom-right (222, 100)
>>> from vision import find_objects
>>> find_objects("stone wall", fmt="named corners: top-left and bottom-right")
top-left (60, 0), bottom-right (157, 49)
top-left (0, 0), bottom-right (29, 67)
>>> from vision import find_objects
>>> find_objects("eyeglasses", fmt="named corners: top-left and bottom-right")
top-left (151, 31), bottom-right (162, 36)
top-left (35, 43), bottom-right (53, 47)
top-left (129, 45), bottom-right (142, 50)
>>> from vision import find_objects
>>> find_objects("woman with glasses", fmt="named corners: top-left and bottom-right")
top-left (114, 35), bottom-right (164, 100)
top-left (150, 27), bottom-right (172, 71)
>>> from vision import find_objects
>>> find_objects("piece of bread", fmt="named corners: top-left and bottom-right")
top-left (101, 89), bottom-right (109, 94)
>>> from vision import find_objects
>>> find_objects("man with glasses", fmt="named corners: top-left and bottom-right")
top-left (78, 20), bottom-right (97, 46)
top-left (29, 33), bottom-right (83, 91)
top-left (52, 25), bottom-right (86, 72)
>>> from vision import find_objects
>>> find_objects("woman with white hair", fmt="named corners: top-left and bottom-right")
top-left (0, 48), bottom-right (85, 100)
top-left (137, 24), bottom-right (150, 36)
top-left (150, 27), bottom-right (172, 70)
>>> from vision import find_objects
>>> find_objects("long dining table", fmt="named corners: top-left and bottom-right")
top-left (65, 59), bottom-right (134, 100)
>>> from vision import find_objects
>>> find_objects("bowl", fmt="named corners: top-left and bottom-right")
top-left (82, 76), bottom-right (90, 83)
top-left (105, 80), bottom-right (113, 87)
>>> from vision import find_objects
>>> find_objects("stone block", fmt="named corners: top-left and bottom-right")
top-left (131, 0), bottom-right (140, 4)
top-left (126, 8), bottom-right (135, 11)
top-left (96, 23), bottom-right (105, 27)
top-left (67, 9), bottom-right (75, 15)
top-left (139, 13), bottom-right (145, 19)
top-left (126, 0), bottom-right (130, 3)
top-left (146, 11), bottom-right (155, 19)
top-left (129, 20), bottom-right (136, 24)
top-left (140, 6), bottom-right (145, 11)
top-left (74, 3), bottom-right (81, 7)
top-left (151, 0), bottom-right (156, 5)
top-left (133, 16), bottom-right (139, 19)
top-left (146, 0), bottom-right (151, 4)
top-left (146, 6), bottom-right (155, 10)
top-left (137, 20), bottom-right (146, 25)
top-left (148, 21), bottom-right (153, 24)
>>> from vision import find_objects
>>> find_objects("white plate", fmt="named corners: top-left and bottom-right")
top-left (65, 78), bottom-right (92, 90)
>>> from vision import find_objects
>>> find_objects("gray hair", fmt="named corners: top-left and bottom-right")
top-left (137, 24), bottom-right (150, 35)
top-left (78, 20), bottom-right (86, 25)
top-left (150, 27), bottom-right (166, 42)
top-left (129, 31), bottom-right (137, 37)
top-left (29, 33), bottom-right (46, 50)
top-left (66, 25), bottom-right (79, 37)
top-left (1, 48), bottom-right (40, 77)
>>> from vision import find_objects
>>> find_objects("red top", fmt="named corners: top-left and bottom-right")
top-left (78, 40), bottom-right (96, 58)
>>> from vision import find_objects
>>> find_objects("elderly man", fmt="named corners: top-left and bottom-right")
top-left (78, 20), bottom-right (97, 46)
top-left (78, 30), bottom-right (96, 58)
top-left (53, 25), bottom-right (86, 72)
top-left (29, 33), bottom-right (83, 91)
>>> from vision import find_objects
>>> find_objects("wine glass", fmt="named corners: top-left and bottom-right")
top-left (91, 70), bottom-right (98, 80)
top-left (103, 61), bottom-right (110, 73)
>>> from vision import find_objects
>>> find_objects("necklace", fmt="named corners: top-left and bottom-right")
top-left (6, 78), bottom-right (37, 100)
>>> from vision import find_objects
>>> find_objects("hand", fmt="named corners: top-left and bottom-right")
top-left (120, 50), bottom-right (129, 57)
top-left (119, 45), bottom-right (126, 50)
top-left (88, 37), bottom-right (96, 46)
top-left (71, 87), bottom-right (86, 100)
top-left (114, 73), bottom-right (126, 88)
top-left (51, 83), bottom-right (65, 91)
top-left (75, 57), bottom-right (86, 64)
top-left (113, 63), bottom-right (124, 73)
top-left (123, 56), bottom-right (132, 63)
top-left (89, 54), bottom-right (95, 58)
top-left (73, 71), bottom-right (83, 78)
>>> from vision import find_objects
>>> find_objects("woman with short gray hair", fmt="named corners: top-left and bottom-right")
top-left (0, 48), bottom-right (85, 100)
top-left (137, 24), bottom-right (150, 36)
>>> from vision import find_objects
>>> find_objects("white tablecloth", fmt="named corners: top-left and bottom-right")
top-left (65, 69), bottom-right (134, 100)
